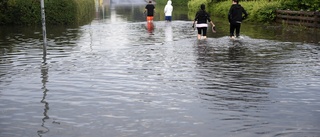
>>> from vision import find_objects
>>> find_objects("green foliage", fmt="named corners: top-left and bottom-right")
top-left (190, 0), bottom-right (319, 23)
top-left (45, 0), bottom-right (76, 25)
top-left (45, 0), bottom-right (95, 25)
top-left (0, 0), bottom-right (95, 25)
top-left (187, 0), bottom-right (211, 20)
top-left (280, 0), bottom-right (320, 11)
top-left (255, 2), bottom-right (280, 22)
top-left (74, 0), bottom-right (95, 25)
top-left (2, 0), bottom-right (41, 25)
top-left (207, 1), bottom-right (230, 18)
top-left (243, 1), bottom-right (281, 22)
top-left (188, 0), bottom-right (208, 12)
top-left (0, 0), bottom-right (10, 24)
top-left (207, 0), bottom-right (281, 23)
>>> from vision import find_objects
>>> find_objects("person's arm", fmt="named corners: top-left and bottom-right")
top-left (242, 7), bottom-right (248, 20)
top-left (207, 13), bottom-right (215, 27)
top-left (144, 5), bottom-right (147, 14)
top-left (193, 12), bottom-right (199, 28)
top-left (228, 7), bottom-right (232, 23)
top-left (210, 21), bottom-right (215, 27)
top-left (210, 20), bottom-right (216, 32)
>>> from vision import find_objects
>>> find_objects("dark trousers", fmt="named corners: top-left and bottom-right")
top-left (197, 27), bottom-right (207, 36)
top-left (230, 23), bottom-right (241, 37)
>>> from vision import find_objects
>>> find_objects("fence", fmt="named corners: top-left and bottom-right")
top-left (275, 10), bottom-right (320, 28)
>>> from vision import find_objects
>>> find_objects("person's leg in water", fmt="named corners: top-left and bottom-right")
top-left (147, 16), bottom-right (154, 22)
top-left (235, 23), bottom-right (241, 38)
top-left (197, 27), bottom-right (208, 40)
top-left (230, 23), bottom-right (236, 39)
top-left (197, 28), bottom-right (202, 40)
top-left (202, 27), bottom-right (208, 39)
top-left (165, 16), bottom-right (172, 22)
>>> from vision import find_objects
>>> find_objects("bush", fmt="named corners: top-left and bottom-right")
top-left (188, 0), bottom-right (209, 12)
top-left (255, 2), bottom-right (280, 22)
top-left (0, 0), bottom-right (95, 25)
top-left (280, 0), bottom-right (320, 11)
top-left (191, 0), bottom-right (319, 23)
top-left (3, 0), bottom-right (41, 25)
top-left (208, 0), bottom-right (281, 23)
top-left (188, 0), bottom-right (213, 20)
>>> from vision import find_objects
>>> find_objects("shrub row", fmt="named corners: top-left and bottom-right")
top-left (188, 0), bottom-right (320, 23)
top-left (0, 0), bottom-right (95, 25)
top-left (211, 0), bottom-right (281, 22)
top-left (281, 0), bottom-right (320, 11)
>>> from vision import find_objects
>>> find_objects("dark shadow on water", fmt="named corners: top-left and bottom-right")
top-left (206, 17), bottom-right (320, 44)
top-left (194, 37), bottom-right (273, 102)
top-left (228, 40), bottom-right (247, 60)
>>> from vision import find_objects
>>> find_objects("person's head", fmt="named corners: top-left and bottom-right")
top-left (149, 0), bottom-right (152, 3)
top-left (200, 4), bottom-right (205, 10)
top-left (232, 0), bottom-right (239, 4)
top-left (167, 0), bottom-right (172, 5)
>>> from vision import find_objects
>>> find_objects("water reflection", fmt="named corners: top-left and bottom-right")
top-left (37, 63), bottom-right (49, 136)
top-left (195, 38), bottom-right (273, 98)
top-left (228, 40), bottom-right (246, 60)
top-left (0, 1), bottom-right (320, 137)
top-left (146, 21), bottom-right (154, 34)
top-left (193, 38), bottom-right (275, 135)
top-left (165, 22), bottom-right (173, 42)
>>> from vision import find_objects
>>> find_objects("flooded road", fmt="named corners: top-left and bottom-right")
top-left (1, 1), bottom-right (320, 137)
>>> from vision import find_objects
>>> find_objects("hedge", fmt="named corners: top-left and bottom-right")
top-left (188, 0), bottom-right (319, 23)
top-left (0, 0), bottom-right (95, 25)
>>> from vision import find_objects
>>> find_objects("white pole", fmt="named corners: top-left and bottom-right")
top-left (40, 0), bottom-right (47, 62)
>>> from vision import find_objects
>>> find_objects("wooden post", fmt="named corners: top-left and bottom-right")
top-left (40, 0), bottom-right (47, 63)
top-left (315, 11), bottom-right (319, 28)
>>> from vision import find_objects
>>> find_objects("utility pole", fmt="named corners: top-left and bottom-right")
top-left (40, 0), bottom-right (47, 63)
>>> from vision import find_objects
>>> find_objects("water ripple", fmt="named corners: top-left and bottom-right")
top-left (0, 18), bottom-right (320, 137)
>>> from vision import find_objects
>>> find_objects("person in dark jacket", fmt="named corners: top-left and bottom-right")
top-left (193, 4), bottom-right (215, 40)
top-left (228, 0), bottom-right (248, 39)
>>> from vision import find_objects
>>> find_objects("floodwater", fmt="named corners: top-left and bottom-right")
top-left (1, 1), bottom-right (320, 137)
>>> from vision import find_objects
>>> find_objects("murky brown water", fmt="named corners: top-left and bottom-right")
top-left (0, 1), bottom-right (320, 137)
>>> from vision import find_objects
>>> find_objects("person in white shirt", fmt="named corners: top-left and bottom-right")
top-left (164, 0), bottom-right (173, 22)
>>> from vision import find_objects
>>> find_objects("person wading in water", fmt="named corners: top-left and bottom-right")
top-left (228, 0), bottom-right (248, 39)
top-left (192, 4), bottom-right (215, 40)
top-left (164, 0), bottom-right (173, 22)
top-left (144, 0), bottom-right (155, 22)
